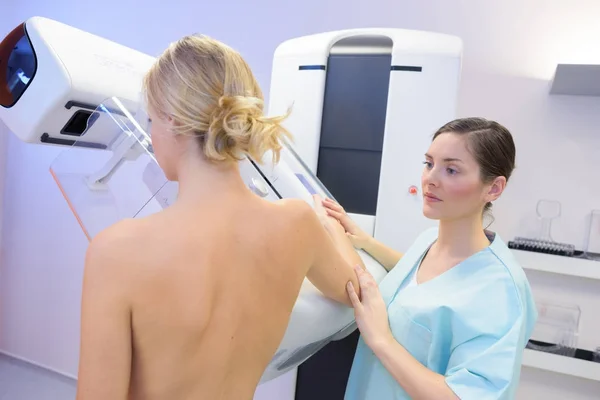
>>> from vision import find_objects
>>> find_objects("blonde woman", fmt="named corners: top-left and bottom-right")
top-left (75, 35), bottom-right (362, 400)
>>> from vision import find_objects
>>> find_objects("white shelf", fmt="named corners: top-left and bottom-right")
top-left (512, 249), bottom-right (600, 281)
top-left (522, 349), bottom-right (600, 382)
top-left (549, 64), bottom-right (600, 96)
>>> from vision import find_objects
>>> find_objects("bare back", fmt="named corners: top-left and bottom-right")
top-left (125, 196), bottom-right (316, 400)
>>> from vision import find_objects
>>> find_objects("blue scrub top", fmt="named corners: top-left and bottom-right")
top-left (345, 227), bottom-right (537, 400)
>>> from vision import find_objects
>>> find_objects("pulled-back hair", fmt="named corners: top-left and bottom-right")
top-left (143, 34), bottom-right (291, 164)
top-left (433, 117), bottom-right (516, 214)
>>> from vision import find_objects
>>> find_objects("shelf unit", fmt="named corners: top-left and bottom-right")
top-left (522, 349), bottom-right (600, 382)
top-left (549, 64), bottom-right (600, 96)
top-left (526, 62), bottom-right (600, 386)
top-left (512, 249), bottom-right (600, 281)
top-left (513, 250), bottom-right (600, 381)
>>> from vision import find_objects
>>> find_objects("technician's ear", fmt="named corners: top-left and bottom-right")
top-left (486, 176), bottom-right (507, 202)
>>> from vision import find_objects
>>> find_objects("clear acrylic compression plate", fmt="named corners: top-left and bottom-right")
top-left (49, 97), bottom-right (176, 241)
top-left (46, 94), bottom-right (339, 242)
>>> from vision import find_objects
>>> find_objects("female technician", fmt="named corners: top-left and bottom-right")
top-left (323, 117), bottom-right (538, 399)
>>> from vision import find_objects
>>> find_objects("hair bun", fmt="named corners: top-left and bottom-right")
top-left (204, 95), bottom-right (291, 163)
top-left (142, 34), bottom-right (292, 164)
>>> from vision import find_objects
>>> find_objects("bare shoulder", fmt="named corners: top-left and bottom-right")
top-left (275, 198), bottom-right (313, 217)
top-left (84, 218), bottom-right (152, 285)
top-left (273, 198), bottom-right (322, 231)
top-left (87, 218), bottom-right (148, 261)
top-left (272, 198), bottom-right (329, 254)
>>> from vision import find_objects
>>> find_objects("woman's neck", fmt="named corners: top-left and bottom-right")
top-left (173, 152), bottom-right (251, 207)
top-left (434, 216), bottom-right (491, 259)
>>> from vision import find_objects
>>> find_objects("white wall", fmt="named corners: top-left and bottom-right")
top-left (1, 0), bottom-right (600, 399)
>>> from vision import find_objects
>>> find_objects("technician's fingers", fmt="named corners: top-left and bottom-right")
top-left (346, 281), bottom-right (362, 309)
top-left (354, 264), bottom-right (376, 293)
top-left (322, 198), bottom-right (345, 212)
top-left (325, 208), bottom-right (345, 220)
top-left (324, 204), bottom-right (354, 231)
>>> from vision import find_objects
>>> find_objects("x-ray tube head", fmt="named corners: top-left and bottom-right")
top-left (0, 16), bottom-right (155, 148)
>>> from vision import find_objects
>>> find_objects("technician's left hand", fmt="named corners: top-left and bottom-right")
top-left (347, 265), bottom-right (394, 350)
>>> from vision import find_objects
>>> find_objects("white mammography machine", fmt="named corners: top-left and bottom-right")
top-left (0, 16), bottom-right (385, 384)
top-left (0, 17), bottom-right (462, 388)
top-left (268, 30), bottom-right (462, 254)
top-left (266, 30), bottom-right (462, 398)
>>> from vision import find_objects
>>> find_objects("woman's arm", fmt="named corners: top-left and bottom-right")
top-left (76, 223), bottom-right (134, 400)
top-left (313, 195), bottom-right (366, 270)
top-left (301, 196), bottom-right (363, 306)
top-left (322, 217), bottom-right (366, 271)
top-left (321, 198), bottom-right (403, 271)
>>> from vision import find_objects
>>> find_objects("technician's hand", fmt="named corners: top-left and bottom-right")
top-left (347, 265), bottom-right (394, 350)
top-left (321, 198), bottom-right (372, 249)
top-left (313, 194), bottom-right (336, 225)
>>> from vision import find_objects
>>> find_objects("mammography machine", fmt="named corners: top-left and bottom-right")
top-left (0, 16), bottom-right (462, 393)
top-left (0, 16), bottom-right (389, 384)
top-left (266, 29), bottom-right (462, 398)
top-left (268, 30), bottom-right (462, 253)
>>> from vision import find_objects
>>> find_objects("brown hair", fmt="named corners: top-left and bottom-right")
top-left (432, 117), bottom-right (516, 213)
top-left (143, 34), bottom-right (291, 164)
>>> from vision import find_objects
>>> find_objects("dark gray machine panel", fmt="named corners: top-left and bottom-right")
top-left (296, 35), bottom-right (393, 400)
top-left (316, 50), bottom-right (392, 216)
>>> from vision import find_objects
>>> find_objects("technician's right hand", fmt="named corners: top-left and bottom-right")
top-left (321, 198), bottom-right (372, 250)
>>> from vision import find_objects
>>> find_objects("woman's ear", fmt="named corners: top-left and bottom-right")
top-left (165, 114), bottom-right (175, 128)
top-left (486, 176), bottom-right (507, 202)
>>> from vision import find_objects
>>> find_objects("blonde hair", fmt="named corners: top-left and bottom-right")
top-left (143, 34), bottom-right (291, 163)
